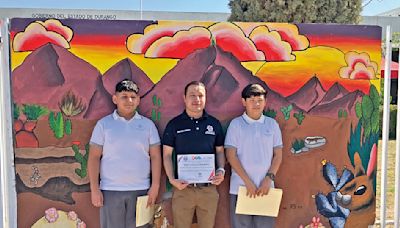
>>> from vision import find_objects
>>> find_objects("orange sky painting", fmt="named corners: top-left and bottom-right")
top-left (10, 19), bottom-right (382, 97)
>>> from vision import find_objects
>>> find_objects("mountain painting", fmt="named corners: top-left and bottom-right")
top-left (10, 18), bottom-right (381, 228)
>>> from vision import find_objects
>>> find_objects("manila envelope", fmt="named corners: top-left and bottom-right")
top-left (136, 195), bottom-right (155, 226)
top-left (235, 186), bottom-right (283, 217)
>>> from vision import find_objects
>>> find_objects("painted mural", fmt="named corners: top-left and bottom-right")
top-left (9, 18), bottom-right (381, 228)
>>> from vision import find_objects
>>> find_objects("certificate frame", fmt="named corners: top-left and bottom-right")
top-left (177, 154), bottom-right (215, 183)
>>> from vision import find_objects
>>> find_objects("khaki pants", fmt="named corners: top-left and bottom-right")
top-left (172, 185), bottom-right (219, 228)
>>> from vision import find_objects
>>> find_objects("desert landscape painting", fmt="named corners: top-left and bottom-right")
top-left (10, 18), bottom-right (381, 228)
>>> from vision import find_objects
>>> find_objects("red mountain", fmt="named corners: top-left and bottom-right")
top-left (308, 90), bottom-right (364, 117)
top-left (139, 46), bottom-right (291, 132)
top-left (286, 76), bottom-right (326, 112)
top-left (318, 82), bottom-right (349, 106)
top-left (12, 43), bottom-right (114, 120)
top-left (102, 58), bottom-right (154, 97)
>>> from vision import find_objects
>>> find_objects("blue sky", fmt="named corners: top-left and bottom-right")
top-left (0, 0), bottom-right (398, 16)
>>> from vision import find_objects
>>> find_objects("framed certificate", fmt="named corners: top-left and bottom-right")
top-left (177, 154), bottom-right (215, 183)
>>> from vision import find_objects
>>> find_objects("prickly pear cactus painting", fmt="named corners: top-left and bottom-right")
top-left (10, 18), bottom-right (380, 227)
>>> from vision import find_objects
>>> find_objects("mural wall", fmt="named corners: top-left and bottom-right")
top-left (10, 18), bottom-right (381, 228)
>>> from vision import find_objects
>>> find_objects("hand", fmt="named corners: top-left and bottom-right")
top-left (147, 185), bottom-right (159, 207)
top-left (210, 171), bottom-right (224, 185)
top-left (256, 177), bottom-right (272, 196)
top-left (91, 188), bottom-right (103, 207)
top-left (170, 178), bottom-right (189, 190)
top-left (244, 181), bottom-right (257, 198)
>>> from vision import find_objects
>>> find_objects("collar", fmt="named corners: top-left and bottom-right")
top-left (112, 109), bottom-right (142, 121)
top-left (242, 112), bottom-right (265, 124)
top-left (182, 110), bottom-right (209, 120)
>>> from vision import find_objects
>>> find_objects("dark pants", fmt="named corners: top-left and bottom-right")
top-left (100, 190), bottom-right (150, 228)
top-left (230, 194), bottom-right (275, 228)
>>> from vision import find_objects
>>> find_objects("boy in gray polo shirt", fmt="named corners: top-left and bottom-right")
top-left (225, 84), bottom-right (283, 228)
top-left (88, 79), bottom-right (161, 228)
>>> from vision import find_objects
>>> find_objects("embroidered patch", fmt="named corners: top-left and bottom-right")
top-left (177, 129), bottom-right (191, 134)
top-left (135, 124), bottom-right (144, 130)
top-left (205, 125), bottom-right (215, 135)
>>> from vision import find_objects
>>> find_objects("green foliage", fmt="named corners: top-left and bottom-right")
top-left (49, 112), bottom-right (55, 125)
top-left (379, 105), bottom-right (397, 139)
top-left (49, 111), bottom-right (64, 139)
top-left (292, 139), bottom-right (305, 151)
top-left (152, 95), bottom-right (157, 106)
top-left (348, 85), bottom-right (380, 194)
top-left (151, 95), bottom-right (162, 122)
top-left (347, 121), bottom-right (379, 173)
top-left (281, 104), bottom-right (293, 120)
top-left (59, 91), bottom-right (86, 117)
top-left (158, 98), bottom-right (162, 107)
top-left (293, 111), bottom-right (305, 125)
top-left (393, 32), bottom-right (400, 47)
top-left (228, 0), bottom-right (362, 24)
top-left (73, 143), bottom-right (89, 178)
top-left (211, 36), bottom-right (216, 46)
top-left (356, 85), bottom-right (380, 139)
top-left (383, 32), bottom-right (400, 52)
top-left (338, 109), bottom-right (348, 119)
top-left (22, 104), bottom-right (48, 120)
top-left (13, 103), bottom-right (20, 120)
top-left (355, 103), bottom-right (362, 118)
top-left (65, 119), bottom-right (72, 135)
top-left (263, 108), bottom-right (277, 119)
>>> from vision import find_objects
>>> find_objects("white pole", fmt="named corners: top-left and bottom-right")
top-left (0, 18), bottom-right (17, 228)
top-left (381, 25), bottom-right (392, 228)
top-left (394, 43), bottom-right (400, 228)
top-left (140, 0), bottom-right (143, 20)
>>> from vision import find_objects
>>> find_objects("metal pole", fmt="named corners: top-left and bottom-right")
top-left (0, 18), bottom-right (17, 228)
top-left (140, 0), bottom-right (143, 20)
top-left (381, 25), bottom-right (392, 228)
top-left (394, 42), bottom-right (400, 228)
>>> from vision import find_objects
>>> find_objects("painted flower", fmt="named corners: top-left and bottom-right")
top-left (44, 207), bottom-right (58, 223)
top-left (310, 216), bottom-right (324, 228)
top-left (299, 217), bottom-right (325, 228)
top-left (77, 219), bottom-right (87, 228)
top-left (68, 211), bottom-right (78, 221)
top-left (72, 141), bottom-right (81, 146)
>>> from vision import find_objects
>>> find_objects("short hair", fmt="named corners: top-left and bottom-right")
top-left (184, 81), bottom-right (206, 96)
top-left (115, 79), bottom-right (139, 94)
top-left (241, 83), bottom-right (267, 99)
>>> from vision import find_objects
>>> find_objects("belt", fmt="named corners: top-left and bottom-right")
top-left (188, 183), bottom-right (212, 188)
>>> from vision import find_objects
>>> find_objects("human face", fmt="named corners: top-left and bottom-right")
top-left (184, 85), bottom-right (206, 117)
top-left (112, 91), bottom-right (140, 118)
top-left (242, 95), bottom-right (266, 120)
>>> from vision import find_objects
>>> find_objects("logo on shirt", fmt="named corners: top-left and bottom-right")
top-left (135, 124), bottom-right (144, 130)
top-left (205, 125), bottom-right (215, 135)
top-left (177, 129), bottom-right (191, 134)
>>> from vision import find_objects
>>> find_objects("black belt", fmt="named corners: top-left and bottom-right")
top-left (188, 183), bottom-right (212, 188)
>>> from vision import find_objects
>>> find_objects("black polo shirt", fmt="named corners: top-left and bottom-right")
top-left (163, 111), bottom-right (224, 178)
top-left (163, 111), bottom-right (224, 155)
top-left (162, 111), bottom-right (224, 154)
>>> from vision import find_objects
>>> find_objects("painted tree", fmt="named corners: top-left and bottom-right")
top-left (228, 0), bottom-right (362, 24)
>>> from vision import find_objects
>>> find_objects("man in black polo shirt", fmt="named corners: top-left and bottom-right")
top-left (163, 81), bottom-right (226, 228)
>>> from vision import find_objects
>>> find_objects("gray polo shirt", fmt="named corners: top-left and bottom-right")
top-left (90, 110), bottom-right (160, 191)
top-left (225, 113), bottom-right (283, 195)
